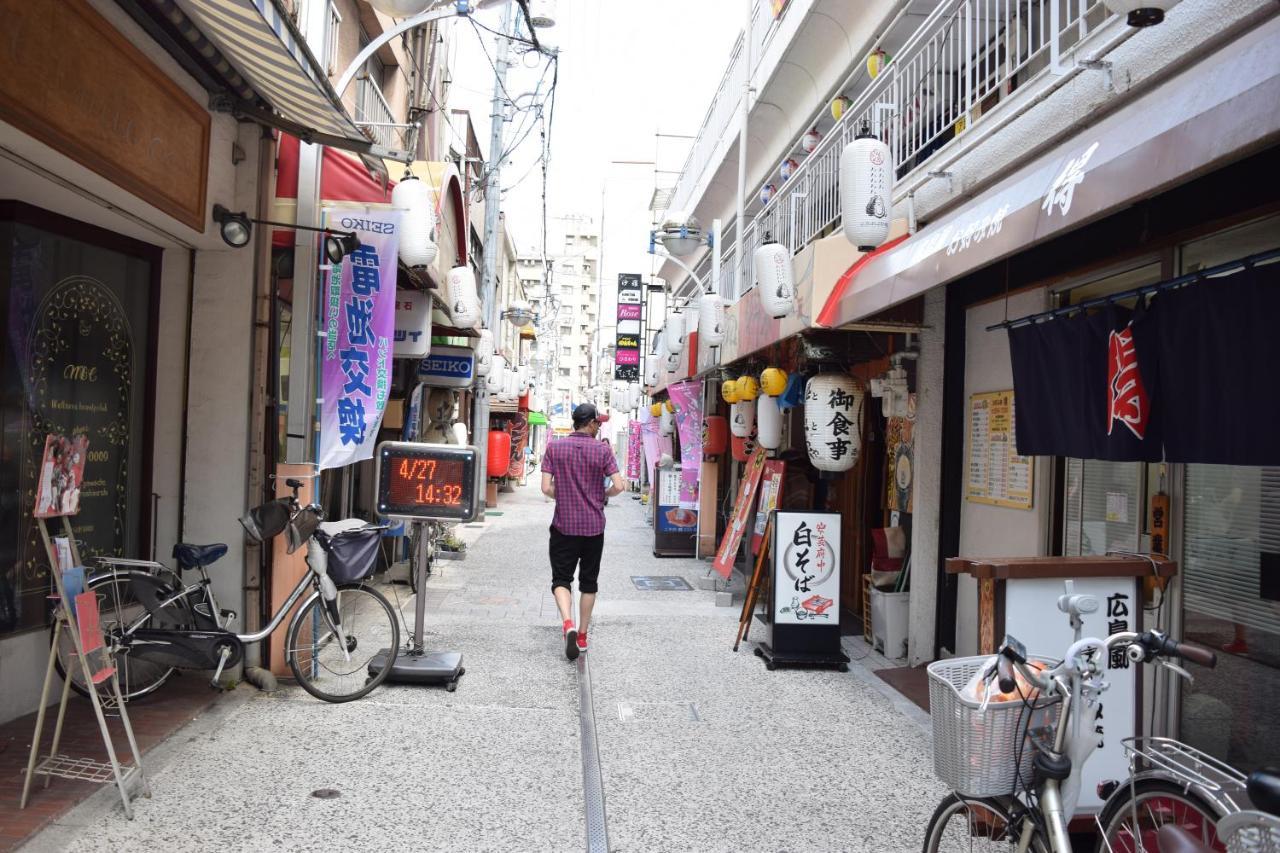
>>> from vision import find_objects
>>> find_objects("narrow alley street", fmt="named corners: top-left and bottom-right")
top-left (21, 482), bottom-right (944, 853)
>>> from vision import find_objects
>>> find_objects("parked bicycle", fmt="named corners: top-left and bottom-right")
top-left (921, 580), bottom-right (1219, 852)
top-left (53, 479), bottom-right (400, 704)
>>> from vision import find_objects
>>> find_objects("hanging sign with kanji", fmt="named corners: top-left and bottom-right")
top-left (319, 209), bottom-right (402, 470)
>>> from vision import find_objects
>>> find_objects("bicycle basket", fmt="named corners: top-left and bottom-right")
top-left (314, 527), bottom-right (382, 584)
top-left (1220, 810), bottom-right (1280, 853)
top-left (927, 655), bottom-right (1061, 798)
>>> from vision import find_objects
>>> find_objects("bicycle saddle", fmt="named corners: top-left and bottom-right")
top-left (173, 543), bottom-right (228, 570)
top-left (1249, 768), bottom-right (1280, 816)
top-left (1156, 824), bottom-right (1215, 853)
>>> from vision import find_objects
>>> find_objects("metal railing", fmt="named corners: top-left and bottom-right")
top-left (355, 75), bottom-right (402, 151)
top-left (679, 0), bottom-right (1112, 301)
top-left (668, 0), bottom-right (785, 214)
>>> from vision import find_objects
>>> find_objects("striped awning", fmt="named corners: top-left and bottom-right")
top-left (169, 0), bottom-right (407, 161)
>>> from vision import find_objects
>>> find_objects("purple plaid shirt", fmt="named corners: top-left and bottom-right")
top-left (544, 432), bottom-right (619, 536)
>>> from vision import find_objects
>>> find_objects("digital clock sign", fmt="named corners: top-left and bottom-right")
top-left (375, 442), bottom-right (479, 522)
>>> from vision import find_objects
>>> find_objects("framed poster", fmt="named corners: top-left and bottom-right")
top-left (966, 390), bottom-right (1034, 509)
top-left (772, 511), bottom-right (841, 625)
top-left (33, 435), bottom-right (89, 518)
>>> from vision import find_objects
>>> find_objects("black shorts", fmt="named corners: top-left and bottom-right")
top-left (549, 525), bottom-right (604, 594)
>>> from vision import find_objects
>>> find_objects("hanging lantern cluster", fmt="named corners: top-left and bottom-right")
top-left (760, 183), bottom-right (776, 206)
top-left (840, 125), bottom-right (893, 252)
top-left (392, 174), bottom-right (437, 269)
top-left (801, 127), bottom-right (822, 154)
top-left (780, 158), bottom-right (799, 182)
top-left (446, 266), bottom-right (481, 329)
top-left (760, 367), bottom-right (788, 397)
top-left (474, 328), bottom-right (495, 378)
top-left (756, 394), bottom-right (782, 450)
top-left (755, 236), bottom-right (796, 318)
top-left (699, 295), bottom-right (726, 346)
top-left (664, 307), bottom-right (685, 354)
top-left (804, 373), bottom-right (865, 473)
top-left (830, 96), bottom-right (851, 123)
top-left (737, 375), bottom-right (760, 402)
top-left (721, 379), bottom-right (741, 403)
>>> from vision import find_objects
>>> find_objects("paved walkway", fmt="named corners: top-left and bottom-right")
top-left (22, 482), bottom-right (946, 852)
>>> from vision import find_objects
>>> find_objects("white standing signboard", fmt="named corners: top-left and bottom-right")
top-left (773, 511), bottom-right (841, 625)
top-left (1004, 576), bottom-right (1139, 813)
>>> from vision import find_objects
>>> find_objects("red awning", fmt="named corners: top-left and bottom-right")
top-left (271, 133), bottom-right (395, 247)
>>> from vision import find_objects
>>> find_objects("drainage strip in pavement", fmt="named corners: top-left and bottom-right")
top-left (576, 653), bottom-right (610, 853)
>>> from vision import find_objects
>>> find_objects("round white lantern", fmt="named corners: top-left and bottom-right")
top-left (730, 400), bottom-right (756, 438)
top-left (486, 353), bottom-right (507, 394)
top-left (757, 394), bottom-right (782, 450)
top-left (760, 184), bottom-right (776, 206)
top-left (391, 175), bottom-right (437, 268)
top-left (664, 307), bottom-right (685, 354)
top-left (804, 373), bottom-right (864, 473)
top-left (644, 354), bottom-right (661, 386)
top-left (451, 422), bottom-right (468, 446)
top-left (503, 369), bottom-right (520, 403)
top-left (518, 366), bottom-right (532, 394)
top-left (474, 328), bottom-right (495, 378)
top-left (660, 406), bottom-right (674, 436)
top-left (780, 158), bottom-right (799, 182)
top-left (801, 128), bottom-right (822, 154)
top-left (840, 128), bottom-right (893, 252)
top-left (629, 381), bottom-right (641, 410)
top-left (664, 349), bottom-right (681, 374)
top-left (699, 296), bottom-right (725, 346)
top-left (446, 266), bottom-right (481, 329)
top-left (1103, 0), bottom-right (1173, 26)
top-left (755, 239), bottom-right (796, 318)
top-left (367, 0), bottom-right (433, 17)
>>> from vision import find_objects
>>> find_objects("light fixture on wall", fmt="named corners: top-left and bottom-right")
top-left (502, 299), bottom-right (535, 328)
top-left (654, 212), bottom-right (707, 257)
top-left (1102, 0), bottom-right (1174, 26)
top-left (213, 204), bottom-right (360, 264)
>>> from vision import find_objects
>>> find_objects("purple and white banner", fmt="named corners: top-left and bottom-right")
top-left (318, 208), bottom-right (402, 470)
top-left (667, 379), bottom-right (703, 506)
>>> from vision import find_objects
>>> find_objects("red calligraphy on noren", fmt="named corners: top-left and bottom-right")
top-left (1107, 323), bottom-right (1149, 440)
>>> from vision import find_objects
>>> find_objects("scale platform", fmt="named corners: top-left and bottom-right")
top-left (368, 648), bottom-right (464, 691)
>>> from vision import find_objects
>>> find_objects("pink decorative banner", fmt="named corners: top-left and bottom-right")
top-left (626, 422), bottom-right (642, 479)
top-left (319, 208), bottom-right (402, 470)
top-left (667, 379), bottom-right (703, 505)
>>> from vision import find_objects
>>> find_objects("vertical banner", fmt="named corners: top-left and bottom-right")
top-left (640, 405), bottom-right (662, 491)
top-left (752, 460), bottom-right (787, 554)
top-left (667, 379), bottom-right (703, 505)
top-left (319, 208), bottom-right (402, 470)
top-left (712, 446), bottom-right (768, 579)
top-left (626, 421), bottom-right (643, 479)
top-left (615, 273), bottom-right (643, 382)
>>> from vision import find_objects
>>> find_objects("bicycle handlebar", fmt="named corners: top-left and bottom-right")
top-left (1133, 631), bottom-right (1217, 668)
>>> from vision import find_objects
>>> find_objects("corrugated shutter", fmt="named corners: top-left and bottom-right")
top-left (1183, 464), bottom-right (1280, 633)
top-left (1064, 458), bottom-right (1143, 556)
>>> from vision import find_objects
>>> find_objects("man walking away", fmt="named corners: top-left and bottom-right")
top-left (541, 403), bottom-right (624, 660)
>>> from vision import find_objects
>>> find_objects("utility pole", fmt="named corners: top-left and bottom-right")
top-left (473, 0), bottom-right (516, 510)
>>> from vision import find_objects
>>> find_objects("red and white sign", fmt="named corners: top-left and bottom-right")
top-left (712, 446), bottom-right (767, 579)
top-left (752, 460), bottom-right (786, 554)
top-left (773, 511), bottom-right (841, 625)
top-left (1107, 322), bottom-right (1148, 440)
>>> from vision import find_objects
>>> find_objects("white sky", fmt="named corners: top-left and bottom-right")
top-left (446, 1), bottom-right (741, 302)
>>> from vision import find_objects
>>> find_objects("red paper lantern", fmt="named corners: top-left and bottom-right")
top-left (487, 429), bottom-right (511, 478)
top-left (703, 416), bottom-right (729, 457)
top-left (731, 434), bottom-right (758, 462)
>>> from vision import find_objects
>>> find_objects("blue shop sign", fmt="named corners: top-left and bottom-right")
top-left (418, 345), bottom-right (475, 388)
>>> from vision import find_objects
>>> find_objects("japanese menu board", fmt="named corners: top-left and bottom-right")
top-left (966, 390), bottom-right (1033, 509)
top-left (772, 511), bottom-right (841, 625)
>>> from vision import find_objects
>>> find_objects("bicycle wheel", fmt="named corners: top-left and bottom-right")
top-left (922, 794), bottom-right (1048, 852)
top-left (286, 582), bottom-right (400, 703)
top-left (53, 569), bottom-right (190, 701)
top-left (1095, 779), bottom-right (1225, 853)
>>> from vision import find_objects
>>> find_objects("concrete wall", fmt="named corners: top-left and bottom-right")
top-left (907, 287), bottom-right (945, 666)
top-left (953, 288), bottom-right (1054, 656)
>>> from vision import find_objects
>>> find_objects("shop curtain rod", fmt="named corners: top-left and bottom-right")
top-left (986, 247), bottom-right (1280, 332)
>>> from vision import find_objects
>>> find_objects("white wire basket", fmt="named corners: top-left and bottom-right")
top-left (927, 655), bottom-right (1060, 798)
top-left (1221, 810), bottom-right (1280, 853)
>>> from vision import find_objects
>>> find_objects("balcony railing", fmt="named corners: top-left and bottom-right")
top-left (355, 75), bottom-right (401, 151)
top-left (680, 0), bottom-right (1114, 301)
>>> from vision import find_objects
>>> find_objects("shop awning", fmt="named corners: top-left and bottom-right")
top-left (818, 15), bottom-right (1280, 329)
top-left (527, 412), bottom-right (548, 426)
top-left (168, 0), bottom-right (407, 162)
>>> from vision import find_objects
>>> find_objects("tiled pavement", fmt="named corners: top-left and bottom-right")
top-left (20, 482), bottom-right (946, 852)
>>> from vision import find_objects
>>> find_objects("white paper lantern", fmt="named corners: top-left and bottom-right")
top-left (644, 353), bottom-right (661, 386)
top-left (840, 129), bottom-right (893, 252)
top-left (446, 266), bottom-right (481, 329)
top-left (474, 328), bottom-right (495, 378)
top-left (518, 366), bottom-right (532, 394)
top-left (485, 353), bottom-right (507, 394)
top-left (801, 127), bottom-right (822, 154)
top-left (730, 400), bottom-right (756, 438)
top-left (757, 394), bottom-right (782, 450)
top-left (629, 382), bottom-right (642, 410)
top-left (451, 422), bottom-right (468, 446)
top-left (659, 407), bottom-right (674, 436)
top-left (664, 308), bottom-right (685, 354)
top-left (391, 175), bottom-right (437, 268)
top-left (684, 295), bottom-right (701, 339)
top-left (804, 373), bottom-right (864, 472)
top-left (698, 296), bottom-right (725, 346)
top-left (502, 369), bottom-right (520, 403)
top-left (755, 239), bottom-right (796, 318)
top-left (664, 349), bottom-right (681, 374)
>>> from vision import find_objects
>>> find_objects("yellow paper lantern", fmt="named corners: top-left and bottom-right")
top-left (664, 399), bottom-right (676, 414)
top-left (760, 367), bottom-right (788, 397)
top-left (830, 96), bottom-right (851, 123)
top-left (721, 379), bottom-right (741, 404)
top-left (737, 376), bottom-right (760, 402)
top-left (650, 402), bottom-right (663, 417)
top-left (867, 49), bottom-right (890, 79)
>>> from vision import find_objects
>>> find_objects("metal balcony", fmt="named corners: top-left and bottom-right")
top-left (354, 75), bottom-right (404, 151)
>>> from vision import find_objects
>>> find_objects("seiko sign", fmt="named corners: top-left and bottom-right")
top-left (417, 345), bottom-right (475, 388)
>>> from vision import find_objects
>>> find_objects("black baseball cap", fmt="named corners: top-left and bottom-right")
top-left (572, 403), bottom-right (609, 427)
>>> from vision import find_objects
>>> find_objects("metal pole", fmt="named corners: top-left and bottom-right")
top-left (733, 0), bottom-right (753, 300)
top-left (472, 1), bottom-right (515, 511)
